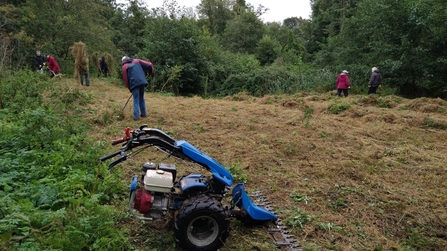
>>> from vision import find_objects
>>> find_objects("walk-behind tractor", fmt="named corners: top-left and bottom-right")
top-left (101, 125), bottom-right (301, 251)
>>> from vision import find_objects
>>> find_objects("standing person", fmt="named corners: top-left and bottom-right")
top-left (368, 67), bottom-right (382, 94)
top-left (100, 57), bottom-right (108, 77)
top-left (71, 42), bottom-right (90, 86)
top-left (34, 50), bottom-right (45, 74)
top-left (336, 70), bottom-right (350, 97)
top-left (45, 54), bottom-right (60, 78)
top-left (121, 56), bottom-right (154, 121)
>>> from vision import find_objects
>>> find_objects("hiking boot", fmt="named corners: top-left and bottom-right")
top-left (141, 115), bottom-right (147, 118)
top-left (133, 117), bottom-right (140, 121)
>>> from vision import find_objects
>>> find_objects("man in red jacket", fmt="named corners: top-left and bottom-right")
top-left (336, 70), bottom-right (350, 97)
top-left (45, 54), bottom-right (60, 78)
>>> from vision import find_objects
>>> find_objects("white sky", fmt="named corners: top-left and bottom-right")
top-left (140, 0), bottom-right (312, 22)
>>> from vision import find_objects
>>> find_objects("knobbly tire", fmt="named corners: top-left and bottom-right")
top-left (174, 194), bottom-right (230, 251)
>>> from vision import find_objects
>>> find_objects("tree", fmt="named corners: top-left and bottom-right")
top-left (111, 0), bottom-right (150, 57)
top-left (141, 16), bottom-right (206, 95)
top-left (197, 0), bottom-right (234, 35)
top-left (220, 11), bottom-right (265, 54)
top-left (317, 0), bottom-right (447, 98)
top-left (255, 35), bottom-right (279, 66)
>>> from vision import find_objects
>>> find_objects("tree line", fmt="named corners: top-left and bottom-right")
top-left (1, 0), bottom-right (446, 98)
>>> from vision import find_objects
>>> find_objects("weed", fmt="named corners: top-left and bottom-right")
top-left (281, 207), bottom-right (312, 229)
top-left (317, 222), bottom-right (343, 232)
top-left (328, 101), bottom-right (351, 114)
top-left (290, 190), bottom-right (309, 204)
top-left (226, 160), bottom-right (248, 183)
top-left (193, 125), bottom-right (205, 132)
top-left (320, 131), bottom-right (331, 137)
top-left (283, 142), bottom-right (297, 155)
top-left (303, 106), bottom-right (314, 126)
top-left (331, 198), bottom-right (348, 211)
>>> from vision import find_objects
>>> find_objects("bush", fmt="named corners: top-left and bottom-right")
top-left (0, 70), bottom-right (48, 113)
top-left (0, 71), bottom-right (129, 250)
top-left (216, 65), bottom-right (336, 97)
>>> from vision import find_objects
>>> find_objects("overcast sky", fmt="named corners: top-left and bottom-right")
top-left (139, 0), bottom-right (312, 22)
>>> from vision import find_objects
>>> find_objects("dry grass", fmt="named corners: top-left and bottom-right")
top-left (65, 77), bottom-right (447, 251)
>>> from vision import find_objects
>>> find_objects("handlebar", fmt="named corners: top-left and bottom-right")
top-left (111, 127), bottom-right (131, 145)
top-left (108, 151), bottom-right (127, 169)
top-left (100, 150), bottom-right (121, 161)
top-left (100, 125), bottom-right (190, 170)
top-left (112, 138), bottom-right (127, 145)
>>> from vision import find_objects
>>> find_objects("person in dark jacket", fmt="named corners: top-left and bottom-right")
top-left (368, 67), bottom-right (382, 94)
top-left (100, 57), bottom-right (108, 77)
top-left (336, 70), bottom-right (350, 97)
top-left (45, 54), bottom-right (60, 78)
top-left (121, 56), bottom-right (154, 121)
top-left (34, 50), bottom-right (45, 74)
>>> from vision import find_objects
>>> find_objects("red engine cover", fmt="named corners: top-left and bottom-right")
top-left (134, 189), bottom-right (152, 213)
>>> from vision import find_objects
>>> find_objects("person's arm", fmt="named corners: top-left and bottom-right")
top-left (137, 59), bottom-right (154, 77)
top-left (121, 64), bottom-right (131, 91)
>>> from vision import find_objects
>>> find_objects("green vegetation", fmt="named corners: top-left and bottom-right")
top-left (1, 0), bottom-right (445, 98)
top-left (0, 72), bottom-right (128, 250)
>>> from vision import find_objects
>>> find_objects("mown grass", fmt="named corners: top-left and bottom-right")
top-left (84, 78), bottom-right (446, 251)
top-left (2, 73), bottom-right (447, 251)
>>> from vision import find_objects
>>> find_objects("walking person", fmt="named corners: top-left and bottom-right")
top-left (336, 70), bottom-right (350, 97)
top-left (34, 50), bottom-right (45, 74)
top-left (121, 56), bottom-right (154, 121)
top-left (368, 67), bottom-right (382, 94)
top-left (45, 54), bottom-right (60, 78)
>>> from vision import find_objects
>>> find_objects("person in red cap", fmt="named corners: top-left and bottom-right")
top-left (45, 54), bottom-right (60, 78)
top-left (336, 70), bottom-right (350, 97)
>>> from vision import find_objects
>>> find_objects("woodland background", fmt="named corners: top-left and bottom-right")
top-left (1, 0), bottom-right (446, 98)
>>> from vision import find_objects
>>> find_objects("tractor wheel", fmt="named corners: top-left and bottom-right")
top-left (174, 194), bottom-right (230, 251)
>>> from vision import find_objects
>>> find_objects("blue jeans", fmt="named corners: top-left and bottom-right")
top-left (131, 85), bottom-right (147, 119)
top-left (81, 72), bottom-right (90, 86)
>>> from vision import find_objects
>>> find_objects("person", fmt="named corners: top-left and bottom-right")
top-left (336, 70), bottom-right (350, 97)
top-left (72, 41), bottom-right (90, 86)
top-left (368, 67), bottom-right (382, 94)
top-left (78, 55), bottom-right (90, 86)
top-left (100, 56), bottom-right (108, 77)
top-left (34, 50), bottom-right (45, 74)
top-left (45, 54), bottom-right (60, 78)
top-left (121, 56), bottom-right (154, 121)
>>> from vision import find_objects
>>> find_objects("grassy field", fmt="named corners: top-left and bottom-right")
top-left (69, 77), bottom-right (447, 251)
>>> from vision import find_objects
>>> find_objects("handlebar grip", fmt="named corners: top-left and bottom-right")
top-left (108, 154), bottom-right (127, 170)
top-left (112, 137), bottom-right (127, 145)
top-left (100, 150), bottom-right (121, 161)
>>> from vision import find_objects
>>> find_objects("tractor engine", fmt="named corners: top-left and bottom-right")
top-left (133, 162), bottom-right (177, 219)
